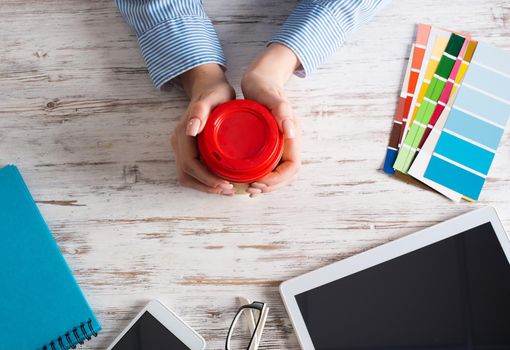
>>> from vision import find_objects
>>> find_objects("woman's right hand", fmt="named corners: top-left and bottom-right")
top-left (171, 64), bottom-right (237, 195)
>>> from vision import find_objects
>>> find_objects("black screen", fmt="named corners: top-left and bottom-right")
top-left (296, 222), bottom-right (510, 349)
top-left (112, 312), bottom-right (190, 350)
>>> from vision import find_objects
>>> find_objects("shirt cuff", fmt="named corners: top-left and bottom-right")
top-left (138, 16), bottom-right (226, 89)
top-left (269, 1), bottom-right (347, 78)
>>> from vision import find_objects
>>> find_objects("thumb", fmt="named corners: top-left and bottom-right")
top-left (271, 99), bottom-right (295, 139)
top-left (185, 100), bottom-right (211, 136)
top-left (186, 87), bottom-right (235, 137)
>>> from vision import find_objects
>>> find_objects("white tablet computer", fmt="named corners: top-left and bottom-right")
top-left (280, 207), bottom-right (510, 350)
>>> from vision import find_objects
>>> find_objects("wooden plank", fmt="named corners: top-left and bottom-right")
top-left (0, 0), bottom-right (509, 348)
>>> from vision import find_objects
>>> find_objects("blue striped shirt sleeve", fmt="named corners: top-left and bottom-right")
top-left (270, 0), bottom-right (389, 77)
top-left (115, 0), bottom-right (226, 89)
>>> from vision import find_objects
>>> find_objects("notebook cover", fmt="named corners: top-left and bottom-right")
top-left (0, 165), bottom-right (101, 349)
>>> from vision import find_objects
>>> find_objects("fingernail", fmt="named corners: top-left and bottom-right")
top-left (221, 189), bottom-right (235, 196)
top-left (186, 118), bottom-right (201, 136)
top-left (246, 188), bottom-right (262, 195)
top-left (218, 183), bottom-right (234, 190)
top-left (251, 182), bottom-right (267, 189)
top-left (282, 119), bottom-right (295, 139)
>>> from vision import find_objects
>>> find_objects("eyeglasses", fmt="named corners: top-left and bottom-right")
top-left (225, 297), bottom-right (269, 350)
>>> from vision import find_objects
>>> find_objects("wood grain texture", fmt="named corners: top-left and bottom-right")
top-left (0, 0), bottom-right (509, 349)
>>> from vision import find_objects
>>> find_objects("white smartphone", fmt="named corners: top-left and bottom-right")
top-left (107, 300), bottom-right (206, 350)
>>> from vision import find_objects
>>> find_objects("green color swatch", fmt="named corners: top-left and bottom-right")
top-left (394, 33), bottom-right (466, 173)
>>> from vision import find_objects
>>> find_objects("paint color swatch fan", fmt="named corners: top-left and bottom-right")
top-left (383, 24), bottom-right (510, 202)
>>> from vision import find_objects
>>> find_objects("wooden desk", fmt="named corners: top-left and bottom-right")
top-left (1, 0), bottom-right (508, 348)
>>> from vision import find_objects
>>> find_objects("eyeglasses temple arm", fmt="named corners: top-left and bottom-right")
top-left (249, 306), bottom-right (269, 350)
top-left (238, 297), bottom-right (257, 334)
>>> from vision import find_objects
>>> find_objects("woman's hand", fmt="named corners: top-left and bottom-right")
top-left (171, 64), bottom-right (237, 195)
top-left (241, 43), bottom-right (302, 197)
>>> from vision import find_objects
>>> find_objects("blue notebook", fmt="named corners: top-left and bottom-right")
top-left (0, 165), bottom-right (101, 350)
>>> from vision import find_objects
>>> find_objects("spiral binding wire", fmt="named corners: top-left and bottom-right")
top-left (41, 319), bottom-right (98, 350)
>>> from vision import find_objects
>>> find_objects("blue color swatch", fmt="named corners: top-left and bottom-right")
top-left (434, 132), bottom-right (495, 174)
top-left (424, 41), bottom-right (510, 201)
top-left (444, 108), bottom-right (503, 150)
top-left (462, 64), bottom-right (510, 102)
top-left (471, 41), bottom-right (510, 75)
top-left (425, 156), bottom-right (486, 200)
top-left (454, 88), bottom-right (510, 127)
top-left (383, 148), bottom-right (397, 174)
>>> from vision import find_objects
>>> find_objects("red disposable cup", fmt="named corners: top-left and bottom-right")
top-left (198, 100), bottom-right (284, 183)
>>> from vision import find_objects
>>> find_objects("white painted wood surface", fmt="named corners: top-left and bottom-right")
top-left (1, 0), bottom-right (509, 349)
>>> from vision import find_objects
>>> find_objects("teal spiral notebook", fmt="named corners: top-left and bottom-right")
top-left (0, 165), bottom-right (101, 350)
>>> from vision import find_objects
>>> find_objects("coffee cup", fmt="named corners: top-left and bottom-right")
top-left (198, 100), bottom-right (284, 193)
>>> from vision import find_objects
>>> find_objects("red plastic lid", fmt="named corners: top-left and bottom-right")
top-left (198, 100), bottom-right (284, 183)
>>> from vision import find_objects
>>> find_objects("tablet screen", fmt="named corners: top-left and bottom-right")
top-left (112, 312), bottom-right (190, 350)
top-left (295, 222), bottom-right (510, 349)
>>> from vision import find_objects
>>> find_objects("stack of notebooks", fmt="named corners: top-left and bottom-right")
top-left (384, 24), bottom-right (510, 202)
top-left (0, 165), bottom-right (101, 349)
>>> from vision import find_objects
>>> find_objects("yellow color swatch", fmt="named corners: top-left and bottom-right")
top-left (410, 36), bottom-right (449, 125)
top-left (451, 41), bottom-right (478, 96)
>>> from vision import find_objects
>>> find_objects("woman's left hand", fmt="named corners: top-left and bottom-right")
top-left (241, 43), bottom-right (302, 197)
